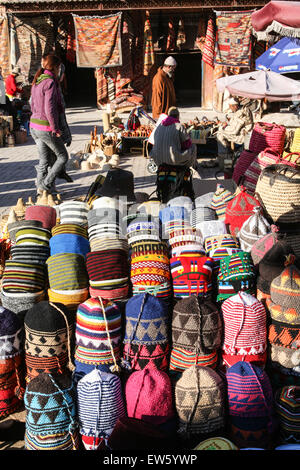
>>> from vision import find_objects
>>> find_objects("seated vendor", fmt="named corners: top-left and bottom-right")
top-left (217, 97), bottom-right (253, 159)
top-left (149, 106), bottom-right (197, 203)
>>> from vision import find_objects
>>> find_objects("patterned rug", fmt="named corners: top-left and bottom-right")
top-left (215, 10), bottom-right (254, 68)
top-left (73, 13), bottom-right (122, 68)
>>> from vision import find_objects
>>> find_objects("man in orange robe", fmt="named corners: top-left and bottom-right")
top-left (151, 56), bottom-right (177, 120)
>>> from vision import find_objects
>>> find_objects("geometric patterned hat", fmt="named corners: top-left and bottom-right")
top-left (275, 385), bottom-right (300, 444)
top-left (238, 206), bottom-right (271, 252)
top-left (210, 183), bottom-right (234, 221)
top-left (225, 187), bottom-right (261, 238)
top-left (204, 234), bottom-right (240, 261)
top-left (24, 371), bottom-right (80, 450)
top-left (250, 224), bottom-right (279, 266)
top-left (217, 251), bottom-right (256, 302)
top-left (0, 306), bottom-right (24, 360)
top-left (175, 365), bottom-right (226, 437)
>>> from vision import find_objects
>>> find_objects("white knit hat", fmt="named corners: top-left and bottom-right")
top-left (164, 56), bottom-right (177, 66)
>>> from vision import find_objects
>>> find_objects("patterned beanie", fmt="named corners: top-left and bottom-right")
top-left (170, 254), bottom-right (214, 299)
top-left (15, 226), bottom-right (51, 247)
top-left (170, 296), bottom-right (222, 371)
top-left (0, 306), bottom-right (25, 418)
top-left (210, 184), bottom-right (234, 221)
top-left (127, 217), bottom-right (161, 245)
top-left (52, 223), bottom-right (88, 238)
top-left (275, 385), bottom-right (300, 444)
top-left (168, 226), bottom-right (204, 258)
top-left (1, 260), bottom-right (47, 294)
top-left (204, 234), bottom-right (241, 262)
top-left (77, 369), bottom-right (126, 450)
top-left (24, 301), bottom-right (75, 382)
top-left (238, 207), bottom-right (271, 252)
top-left (58, 200), bottom-right (89, 226)
top-left (250, 224), bottom-right (280, 266)
top-left (217, 251), bottom-right (256, 302)
top-left (8, 219), bottom-right (43, 242)
top-left (159, 206), bottom-right (190, 239)
top-left (226, 362), bottom-right (274, 449)
top-left (175, 365), bottom-right (226, 437)
top-left (25, 204), bottom-right (57, 230)
top-left (122, 293), bottom-right (170, 371)
top-left (24, 371), bottom-right (80, 450)
top-left (10, 245), bottom-right (50, 264)
top-left (74, 297), bottom-right (122, 373)
top-left (47, 253), bottom-right (89, 291)
top-left (225, 187), bottom-right (261, 238)
top-left (48, 288), bottom-right (89, 315)
top-left (221, 292), bottom-right (267, 368)
top-left (125, 369), bottom-right (174, 425)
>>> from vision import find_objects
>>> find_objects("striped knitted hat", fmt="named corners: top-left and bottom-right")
top-left (49, 233), bottom-right (90, 258)
top-left (250, 225), bottom-right (280, 266)
top-left (217, 251), bottom-right (256, 302)
top-left (75, 296), bottom-right (122, 373)
top-left (25, 205), bottom-right (57, 230)
top-left (15, 226), bottom-right (51, 247)
top-left (89, 237), bottom-right (129, 253)
top-left (77, 369), bottom-right (126, 450)
top-left (48, 288), bottom-right (89, 315)
top-left (0, 306), bottom-right (25, 418)
top-left (91, 196), bottom-right (126, 213)
top-left (221, 292), bottom-right (267, 368)
top-left (7, 219), bottom-right (43, 242)
top-left (127, 217), bottom-right (161, 244)
top-left (2, 260), bottom-right (47, 294)
top-left (226, 362), bottom-right (274, 449)
top-left (86, 250), bottom-right (129, 300)
top-left (170, 254), bottom-right (214, 299)
top-left (24, 301), bottom-right (75, 382)
top-left (168, 226), bottom-right (203, 257)
top-left (204, 234), bottom-right (241, 261)
top-left (190, 206), bottom-right (216, 228)
top-left (170, 296), bottom-right (222, 371)
top-left (225, 187), bottom-right (261, 238)
top-left (275, 386), bottom-right (300, 444)
top-left (87, 207), bottom-right (122, 228)
top-left (24, 372), bottom-right (80, 450)
top-left (175, 365), bottom-right (226, 437)
top-left (10, 245), bottom-right (50, 264)
top-left (211, 184), bottom-right (234, 221)
top-left (238, 207), bottom-right (271, 252)
top-left (159, 206), bottom-right (190, 238)
top-left (58, 200), bottom-right (89, 226)
top-left (122, 293), bottom-right (170, 371)
top-left (51, 223), bottom-right (88, 238)
top-left (47, 253), bottom-right (89, 291)
top-left (125, 369), bottom-right (174, 425)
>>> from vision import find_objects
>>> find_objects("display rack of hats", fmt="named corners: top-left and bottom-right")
top-left (2, 167), bottom-right (300, 451)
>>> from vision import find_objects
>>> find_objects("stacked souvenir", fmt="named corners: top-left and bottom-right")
top-left (191, 193), bottom-right (216, 228)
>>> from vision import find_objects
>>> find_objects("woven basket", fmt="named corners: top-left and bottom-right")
top-left (249, 122), bottom-right (286, 154)
top-left (255, 164), bottom-right (300, 224)
top-left (291, 128), bottom-right (300, 153)
top-left (281, 152), bottom-right (300, 170)
top-left (232, 150), bottom-right (258, 185)
top-left (243, 148), bottom-right (282, 194)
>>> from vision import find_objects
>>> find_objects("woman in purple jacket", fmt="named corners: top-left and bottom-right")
top-left (30, 54), bottom-right (69, 194)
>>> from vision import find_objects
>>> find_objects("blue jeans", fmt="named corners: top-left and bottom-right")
top-left (30, 127), bottom-right (69, 191)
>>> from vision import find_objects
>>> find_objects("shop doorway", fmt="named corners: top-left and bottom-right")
top-left (64, 62), bottom-right (97, 108)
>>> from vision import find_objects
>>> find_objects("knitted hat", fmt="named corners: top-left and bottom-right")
top-left (225, 187), bottom-right (261, 238)
top-left (267, 255), bottom-right (300, 324)
top-left (127, 218), bottom-right (161, 244)
top-left (122, 293), bottom-right (170, 371)
top-left (77, 369), bottom-right (126, 450)
top-left (221, 292), bottom-right (267, 368)
top-left (24, 301), bottom-right (75, 381)
top-left (91, 196), bottom-right (127, 213)
top-left (58, 200), bottom-right (89, 226)
top-left (204, 234), bottom-right (240, 261)
top-left (47, 253), bottom-right (89, 291)
top-left (0, 306), bottom-right (25, 418)
top-left (194, 437), bottom-right (238, 450)
top-left (15, 226), bottom-right (51, 247)
top-left (125, 369), bottom-right (174, 425)
top-left (170, 296), bottom-right (222, 371)
top-left (96, 168), bottom-right (136, 203)
top-left (170, 254), bottom-right (214, 299)
top-left (250, 224), bottom-right (280, 266)
top-left (49, 233), bottom-right (90, 257)
top-left (217, 251), bottom-right (256, 302)
top-left (175, 365), bottom-right (226, 437)
top-left (24, 372), bottom-right (80, 450)
top-left (257, 240), bottom-right (295, 295)
top-left (1, 260), bottom-right (47, 293)
top-left (167, 196), bottom-right (193, 213)
top-left (269, 343), bottom-right (300, 371)
top-left (232, 150), bottom-right (259, 185)
top-left (196, 220), bottom-right (227, 241)
top-left (48, 288), bottom-right (89, 314)
top-left (0, 290), bottom-right (46, 315)
top-left (226, 361), bottom-right (274, 449)
top-left (238, 207), bottom-right (271, 252)
top-left (51, 223), bottom-right (88, 238)
top-left (159, 206), bottom-right (190, 238)
top-left (190, 206), bottom-right (216, 228)
top-left (10, 245), bottom-right (50, 264)
top-left (25, 205), bottom-right (57, 230)
top-left (75, 297), bottom-right (122, 373)
top-left (7, 219), bottom-right (43, 242)
top-left (194, 192), bottom-right (214, 208)
top-left (275, 385), bottom-right (300, 444)
top-left (210, 184), bottom-right (234, 221)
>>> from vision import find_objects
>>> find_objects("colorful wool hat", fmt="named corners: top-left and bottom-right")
top-left (7, 219), bottom-right (43, 241)
top-left (0, 306), bottom-right (25, 418)
top-left (175, 365), bottom-right (226, 437)
top-left (127, 217), bottom-right (161, 244)
top-left (15, 226), bottom-right (51, 247)
top-left (47, 253), bottom-right (89, 291)
top-left (1, 260), bottom-right (47, 294)
top-left (269, 342), bottom-right (300, 372)
top-left (24, 301), bottom-right (75, 382)
top-left (125, 368), bottom-right (174, 425)
top-left (170, 254), bottom-right (214, 299)
top-left (89, 237), bottom-right (128, 253)
top-left (77, 369), bottom-right (126, 450)
top-left (217, 251), bottom-right (256, 302)
top-left (204, 234), bottom-right (240, 261)
top-left (159, 206), bottom-right (190, 238)
top-left (122, 293), bottom-right (170, 371)
top-left (75, 297), bottom-right (121, 373)
top-left (48, 288), bottom-right (89, 314)
top-left (225, 187), bottom-right (261, 238)
top-left (51, 223), bottom-right (88, 238)
top-left (58, 200), bottom-right (89, 226)
top-left (49, 233), bottom-right (90, 257)
top-left (170, 296), bottom-right (222, 371)
top-left (275, 385), bottom-right (300, 444)
top-left (250, 224), bottom-right (280, 266)
top-left (0, 290), bottom-right (46, 315)
top-left (267, 255), bottom-right (300, 325)
top-left (25, 204), bottom-right (57, 230)
top-left (10, 245), bottom-right (50, 264)
top-left (210, 184), bottom-right (234, 221)
top-left (194, 437), bottom-right (238, 450)
top-left (24, 371), bottom-right (80, 450)
top-left (238, 206), bottom-right (271, 252)
top-left (86, 249), bottom-right (129, 300)
top-left (221, 292), bottom-right (267, 368)
top-left (226, 361), bottom-right (274, 449)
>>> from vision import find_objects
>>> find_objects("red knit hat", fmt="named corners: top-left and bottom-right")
top-left (225, 186), bottom-right (261, 237)
top-left (125, 369), bottom-right (174, 425)
top-left (25, 205), bottom-right (57, 230)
